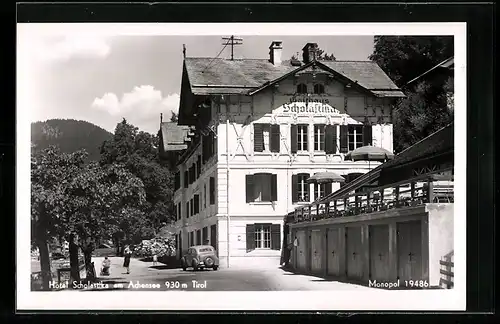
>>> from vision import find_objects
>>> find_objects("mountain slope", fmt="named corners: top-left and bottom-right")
top-left (31, 119), bottom-right (113, 161)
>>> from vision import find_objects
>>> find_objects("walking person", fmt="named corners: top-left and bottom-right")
top-left (123, 245), bottom-right (132, 274)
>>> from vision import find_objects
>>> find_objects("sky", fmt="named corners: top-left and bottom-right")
top-left (18, 27), bottom-right (375, 134)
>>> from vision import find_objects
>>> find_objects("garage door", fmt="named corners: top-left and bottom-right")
top-left (327, 228), bottom-right (342, 276)
top-left (310, 229), bottom-right (323, 274)
top-left (369, 224), bottom-right (390, 282)
top-left (296, 230), bottom-right (307, 272)
top-left (346, 226), bottom-right (363, 279)
top-left (397, 221), bottom-right (423, 282)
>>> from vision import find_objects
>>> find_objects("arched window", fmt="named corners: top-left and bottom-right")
top-left (314, 83), bottom-right (325, 94)
top-left (296, 83), bottom-right (307, 94)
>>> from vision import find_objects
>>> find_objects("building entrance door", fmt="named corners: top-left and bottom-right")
top-left (310, 229), bottom-right (322, 274)
top-left (369, 224), bottom-right (390, 281)
top-left (327, 228), bottom-right (341, 276)
top-left (346, 226), bottom-right (363, 279)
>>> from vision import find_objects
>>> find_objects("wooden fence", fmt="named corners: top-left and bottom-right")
top-left (439, 252), bottom-right (454, 289)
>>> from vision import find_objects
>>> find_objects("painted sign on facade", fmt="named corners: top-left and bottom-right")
top-left (281, 95), bottom-right (341, 115)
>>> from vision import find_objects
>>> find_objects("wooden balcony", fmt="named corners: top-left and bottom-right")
top-left (292, 174), bottom-right (453, 224)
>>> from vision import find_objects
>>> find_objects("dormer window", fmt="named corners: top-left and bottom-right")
top-left (296, 83), bottom-right (307, 94)
top-left (314, 83), bottom-right (325, 94)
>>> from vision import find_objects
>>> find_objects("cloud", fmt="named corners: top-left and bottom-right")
top-left (29, 36), bottom-right (111, 62)
top-left (91, 85), bottom-right (180, 133)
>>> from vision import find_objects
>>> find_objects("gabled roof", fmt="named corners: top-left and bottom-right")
top-left (159, 122), bottom-right (191, 152)
top-left (184, 57), bottom-right (405, 98)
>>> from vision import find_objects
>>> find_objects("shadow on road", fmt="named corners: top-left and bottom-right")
top-left (148, 264), bottom-right (180, 270)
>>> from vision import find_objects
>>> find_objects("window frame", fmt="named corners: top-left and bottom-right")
top-left (314, 124), bottom-right (326, 152)
top-left (313, 83), bottom-right (325, 94)
top-left (254, 224), bottom-right (272, 249)
top-left (348, 125), bottom-right (364, 151)
top-left (297, 124), bottom-right (309, 152)
top-left (296, 83), bottom-right (307, 94)
top-left (297, 174), bottom-right (310, 203)
top-left (253, 173), bottom-right (273, 203)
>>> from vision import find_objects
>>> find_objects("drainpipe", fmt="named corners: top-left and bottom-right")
top-left (226, 116), bottom-right (230, 268)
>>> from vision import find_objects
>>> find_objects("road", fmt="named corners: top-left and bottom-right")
top-left (68, 257), bottom-right (377, 291)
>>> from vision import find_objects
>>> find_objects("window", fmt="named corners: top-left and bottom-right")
top-left (190, 164), bottom-right (196, 184)
top-left (174, 172), bottom-right (180, 191)
top-left (194, 194), bottom-right (200, 214)
top-left (189, 232), bottom-right (194, 247)
top-left (199, 247), bottom-right (213, 253)
top-left (204, 183), bottom-right (207, 209)
top-left (340, 124), bottom-right (372, 153)
top-left (209, 177), bottom-right (215, 205)
top-left (255, 224), bottom-right (271, 249)
top-left (314, 83), bottom-right (325, 94)
top-left (184, 171), bottom-right (188, 188)
top-left (190, 198), bottom-right (194, 216)
top-left (202, 227), bottom-right (208, 244)
top-left (196, 230), bottom-right (201, 245)
top-left (186, 202), bottom-right (189, 218)
top-left (347, 125), bottom-right (364, 151)
top-left (297, 125), bottom-right (308, 151)
top-left (296, 83), bottom-right (307, 94)
top-left (177, 203), bottom-right (181, 221)
top-left (196, 156), bottom-right (202, 178)
top-left (246, 224), bottom-right (281, 251)
top-left (314, 125), bottom-right (325, 151)
top-left (254, 124), bottom-right (280, 153)
top-left (292, 173), bottom-right (310, 203)
top-left (245, 173), bottom-right (278, 203)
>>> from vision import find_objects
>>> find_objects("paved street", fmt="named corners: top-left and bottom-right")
top-left (74, 257), bottom-right (377, 291)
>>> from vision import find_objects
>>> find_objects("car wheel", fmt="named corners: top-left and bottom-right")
top-left (205, 257), bottom-right (214, 267)
top-left (213, 265), bottom-right (218, 271)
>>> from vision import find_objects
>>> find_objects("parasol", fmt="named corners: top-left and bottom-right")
top-left (306, 172), bottom-right (345, 184)
top-left (345, 145), bottom-right (395, 169)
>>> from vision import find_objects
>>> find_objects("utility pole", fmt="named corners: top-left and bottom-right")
top-left (222, 35), bottom-right (243, 60)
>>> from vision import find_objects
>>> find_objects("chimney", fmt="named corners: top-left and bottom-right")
top-left (302, 43), bottom-right (319, 63)
top-left (269, 41), bottom-right (283, 66)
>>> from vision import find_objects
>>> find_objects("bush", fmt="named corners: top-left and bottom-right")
top-left (132, 237), bottom-right (175, 258)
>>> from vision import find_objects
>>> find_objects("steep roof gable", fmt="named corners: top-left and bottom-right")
top-left (183, 57), bottom-right (404, 98)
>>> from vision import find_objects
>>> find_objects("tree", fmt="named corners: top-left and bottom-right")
top-left (369, 36), bottom-right (453, 87)
top-left (369, 36), bottom-right (454, 153)
top-left (316, 47), bottom-right (336, 61)
top-left (99, 119), bottom-right (176, 253)
top-left (64, 161), bottom-right (146, 281)
top-left (31, 146), bottom-right (87, 290)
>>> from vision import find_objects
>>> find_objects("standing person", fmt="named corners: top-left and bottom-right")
top-left (152, 254), bottom-right (158, 266)
top-left (123, 245), bottom-right (132, 274)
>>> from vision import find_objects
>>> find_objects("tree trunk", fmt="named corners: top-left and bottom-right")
top-left (69, 234), bottom-right (80, 284)
top-left (82, 246), bottom-right (96, 282)
top-left (35, 230), bottom-right (52, 291)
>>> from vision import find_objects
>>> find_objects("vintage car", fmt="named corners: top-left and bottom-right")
top-left (181, 245), bottom-right (219, 271)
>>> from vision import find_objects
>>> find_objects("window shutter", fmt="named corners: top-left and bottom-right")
top-left (246, 224), bottom-right (256, 252)
top-left (271, 224), bottom-right (281, 250)
top-left (186, 202), bottom-right (189, 218)
top-left (340, 125), bottom-right (348, 153)
top-left (178, 204), bottom-right (182, 220)
top-left (253, 124), bottom-right (264, 152)
top-left (190, 198), bottom-right (194, 216)
top-left (363, 124), bottom-right (373, 146)
top-left (245, 174), bottom-right (254, 203)
top-left (291, 174), bottom-right (298, 203)
top-left (197, 156), bottom-right (202, 178)
top-left (194, 195), bottom-right (199, 214)
top-left (270, 124), bottom-right (280, 153)
top-left (209, 177), bottom-right (215, 205)
top-left (290, 124), bottom-right (298, 153)
top-left (325, 125), bottom-right (337, 154)
top-left (184, 171), bottom-right (188, 188)
top-left (202, 136), bottom-right (207, 163)
top-left (271, 174), bottom-right (278, 202)
top-left (325, 183), bottom-right (332, 196)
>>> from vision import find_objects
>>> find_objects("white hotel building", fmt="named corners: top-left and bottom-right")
top-left (159, 41), bottom-right (404, 267)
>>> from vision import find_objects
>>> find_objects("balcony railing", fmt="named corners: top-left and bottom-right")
top-left (292, 178), bottom-right (454, 224)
